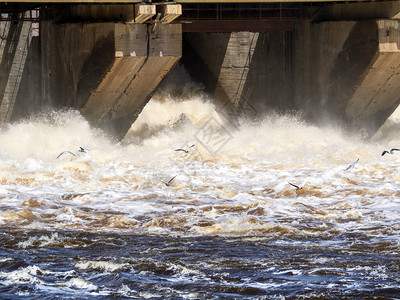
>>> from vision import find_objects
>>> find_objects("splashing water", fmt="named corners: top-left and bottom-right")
top-left (0, 89), bottom-right (400, 298)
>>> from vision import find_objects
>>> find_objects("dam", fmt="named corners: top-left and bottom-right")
top-left (2, 2), bottom-right (400, 298)
top-left (1, 0), bottom-right (400, 139)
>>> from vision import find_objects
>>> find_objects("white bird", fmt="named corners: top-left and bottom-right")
top-left (381, 148), bottom-right (400, 156)
top-left (56, 151), bottom-right (76, 159)
top-left (160, 175), bottom-right (177, 187)
top-left (175, 144), bottom-right (195, 153)
top-left (288, 182), bottom-right (303, 190)
top-left (345, 158), bottom-right (359, 171)
top-left (56, 147), bottom-right (89, 159)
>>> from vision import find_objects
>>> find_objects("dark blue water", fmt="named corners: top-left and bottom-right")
top-left (1, 230), bottom-right (399, 299)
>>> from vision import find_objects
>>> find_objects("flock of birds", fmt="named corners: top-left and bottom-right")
top-left (161, 146), bottom-right (400, 191)
top-left (57, 145), bottom-right (194, 188)
top-left (56, 145), bottom-right (400, 192)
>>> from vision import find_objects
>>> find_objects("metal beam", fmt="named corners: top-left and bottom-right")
top-left (182, 20), bottom-right (294, 32)
top-left (0, 0), bottom-right (374, 3)
top-left (0, 0), bottom-right (142, 2)
top-left (176, 0), bottom-right (368, 2)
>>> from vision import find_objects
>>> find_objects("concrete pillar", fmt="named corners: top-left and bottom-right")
top-left (134, 4), bottom-right (156, 24)
top-left (41, 22), bottom-right (181, 139)
top-left (214, 32), bottom-right (259, 108)
top-left (159, 4), bottom-right (182, 24)
top-left (184, 18), bottom-right (400, 136)
top-left (182, 31), bottom-right (261, 115)
top-left (295, 19), bottom-right (400, 136)
top-left (182, 30), bottom-right (293, 120)
top-left (83, 23), bottom-right (181, 138)
top-left (0, 15), bottom-right (34, 123)
top-left (345, 20), bottom-right (400, 133)
top-left (11, 23), bottom-right (41, 121)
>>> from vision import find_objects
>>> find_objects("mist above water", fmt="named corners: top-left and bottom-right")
top-left (0, 66), bottom-right (397, 236)
top-left (1, 65), bottom-right (400, 299)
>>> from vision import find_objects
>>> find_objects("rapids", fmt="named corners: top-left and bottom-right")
top-left (0, 68), bottom-right (400, 298)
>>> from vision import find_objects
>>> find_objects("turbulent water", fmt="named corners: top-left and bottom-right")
top-left (1, 83), bottom-right (400, 298)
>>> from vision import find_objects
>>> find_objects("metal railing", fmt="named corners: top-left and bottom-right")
top-left (180, 3), bottom-right (320, 20)
top-left (0, 9), bottom-right (42, 21)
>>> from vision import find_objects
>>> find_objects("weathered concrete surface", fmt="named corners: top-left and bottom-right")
top-left (345, 20), bottom-right (400, 133)
top-left (315, 0), bottom-right (400, 22)
top-left (213, 32), bottom-right (258, 108)
top-left (134, 4), bottom-right (156, 23)
top-left (182, 31), bottom-right (293, 120)
top-left (183, 32), bottom-right (257, 110)
top-left (41, 22), bottom-right (181, 139)
top-left (2, 3), bottom-right (399, 139)
top-left (181, 32), bottom-right (230, 100)
top-left (159, 4), bottom-right (182, 24)
top-left (183, 19), bottom-right (400, 136)
top-left (11, 24), bottom-right (41, 122)
top-left (295, 19), bottom-right (400, 136)
top-left (82, 24), bottom-right (181, 138)
top-left (0, 17), bottom-right (33, 123)
top-left (40, 22), bottom-right (116, 110)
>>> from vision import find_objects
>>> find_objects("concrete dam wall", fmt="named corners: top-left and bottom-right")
top-left (41, 22), bottom-right (181, 140)
top-left (181, 19), bottom-right (400, 137)
top-left (1, 3), bottom-right (400, 139)
top-left (1, 4), bottom-right (182, 140)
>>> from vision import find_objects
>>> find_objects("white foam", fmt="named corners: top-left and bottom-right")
top-left (0, 266), bottom-right (47, 285)
top-left (17, 233), bottom-right (67, 248)
top-left (0, 95), bottom-right (398, 239)
top-left (65, 278), bottom-right (97, 290)
top-left (75, 261), bottom-right (128, 272)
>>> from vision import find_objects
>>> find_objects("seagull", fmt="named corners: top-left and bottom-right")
top-left (381, 148), bottom-right (400, 156)
top-left (56, 147), bottom-right (89, 159)
top-left (56, 151), bottom-right (76, 159)
top-left (175, 144), bottom-right (195, 153)
top-left (288, 182), bottom-right (303, 190)
top-left (160, 175), bottom-right (177, 187)
top-left (345, 158), bottom-right (359, 171)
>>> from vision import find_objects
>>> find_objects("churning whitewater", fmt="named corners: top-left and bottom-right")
top-left (0, 86), bottom-right (400, 298)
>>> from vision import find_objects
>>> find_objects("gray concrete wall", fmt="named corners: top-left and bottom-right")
top-left (40, 22), bottom-right (116, 110)
top-left (41, 21), bottom-right (181, 139)
top-left (182, 31), bottom-right (293, 120)
top-left (295, 19), bottom-right (400, 135)
top-left (12, 34), bottom-right (41, 121)
top-left (0, 18), bottom-right (34, 123)
top-left (315, 0), bottom-right (400, 21)
top-left (2, 3), bottom-right (400, 139)
top-left (82, 23), bottom-right (181, 138)
top-left (182, 19), bottom-right (400, 136)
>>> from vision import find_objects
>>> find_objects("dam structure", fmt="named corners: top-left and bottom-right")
top-left (1, 0), bottom-right (400, 139)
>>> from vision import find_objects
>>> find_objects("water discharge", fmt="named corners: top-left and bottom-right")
top-left (0, 78), bottom-right (400, 298)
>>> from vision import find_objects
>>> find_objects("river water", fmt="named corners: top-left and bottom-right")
top-left (1, 80), bottom-right (400, 298)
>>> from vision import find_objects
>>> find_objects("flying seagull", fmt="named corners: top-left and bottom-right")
top-left (160, 175), bottom-right (177, 187)
top-left (175, 144), bottom-right (195, 153)
top-left (288, 182), bottom-right (303, 190)
top-left (56, 151), bottom-right (76, 159)
top-left (56, 147), bottom-right (89, 159)
top-left (381, 148), bottom-right (400, 156)
top-left (345, 158), bottom-right (359, 171)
